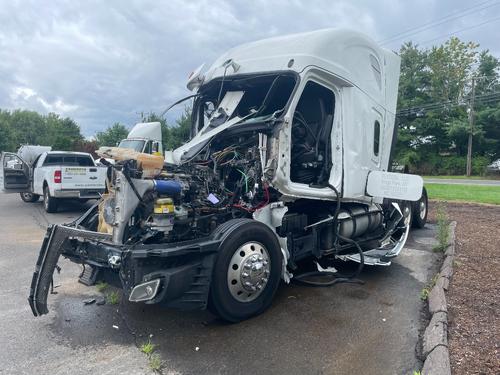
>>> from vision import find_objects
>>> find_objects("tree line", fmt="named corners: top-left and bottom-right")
top-left (396, 37), bottom-right (500, 175)
top-left (1, 36), bottom-right (499, 175)
top-left (0, 108), bottom-right (191, 156)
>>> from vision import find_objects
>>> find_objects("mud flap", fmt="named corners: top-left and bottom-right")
top-left (28, 225), bottom-right (112, 317)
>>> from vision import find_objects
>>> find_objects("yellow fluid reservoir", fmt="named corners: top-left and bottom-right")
top-left (154, 198), bottom-right (175, 214)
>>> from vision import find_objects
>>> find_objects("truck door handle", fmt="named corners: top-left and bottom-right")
top-left (89, 168), bottom-right (97, 172)
top-left (89, 176), bottom-right (97, 180)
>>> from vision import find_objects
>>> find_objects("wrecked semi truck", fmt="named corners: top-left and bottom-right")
top-left (24, 29), bottom-right (426, 322)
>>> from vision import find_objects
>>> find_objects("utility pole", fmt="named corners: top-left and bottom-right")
top-left (466, 77), bottom-right (475, 177)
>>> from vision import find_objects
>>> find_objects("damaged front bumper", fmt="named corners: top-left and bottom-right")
top-left (28, 225), bottom-right (220, 317)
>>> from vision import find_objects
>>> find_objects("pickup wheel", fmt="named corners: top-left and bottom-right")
top-left (20, 192), bottom-right (40, 203)
top-left (43, 186), bottom-right (58, 213)
top-left (208, 219), bottom-right (282, 322)
top-left (412, 188), bottom-right (428, 229)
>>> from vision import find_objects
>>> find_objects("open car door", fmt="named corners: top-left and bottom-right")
top-left (0, 152), bottom-right (31, 193)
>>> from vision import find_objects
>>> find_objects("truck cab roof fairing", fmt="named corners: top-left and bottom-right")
top-left (203, 28), bottom-right (400, 115)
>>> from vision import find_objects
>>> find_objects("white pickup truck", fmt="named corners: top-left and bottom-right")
top-left (1, 148), bottom-right (106, 213)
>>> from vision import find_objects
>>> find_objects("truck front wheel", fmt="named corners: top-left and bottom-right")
top-left (208, 220), bottom-right (282, 322)
top-left (20, 192), bottom-right (40, 203)
top-left (43, 187), bottom-right (58, 213)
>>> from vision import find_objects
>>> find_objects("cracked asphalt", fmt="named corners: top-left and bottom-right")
top-left (0, 192), bottom-right (440, 375)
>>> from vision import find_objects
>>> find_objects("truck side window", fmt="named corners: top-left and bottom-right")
top-left (143, 141), bottom-right (152, 154)
top-left (290, 81), bottom-right (335, 186)
top-left (374, 120), bottom-right (380, 157)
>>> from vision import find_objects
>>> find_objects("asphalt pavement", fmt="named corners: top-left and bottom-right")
top-left (0, 192), bottom-right (440, 375)
top-left (424, 178), bottom-right (500, 186)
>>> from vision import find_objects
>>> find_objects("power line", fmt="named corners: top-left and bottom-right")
top-left (397, 91), bottom-right (500, 116)
top-left (378, 0), bottom-right (500, 45)
top-left (419, 15), bottom-right (500, 45)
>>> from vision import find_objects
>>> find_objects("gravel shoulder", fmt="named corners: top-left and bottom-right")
top-left (428, 202), bottom-right (500, 374)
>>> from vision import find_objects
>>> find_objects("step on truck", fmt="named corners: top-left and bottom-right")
top-left (1, 147), bottom-right (106, 213)
top-left (22, 29), bottom-right (428, 322)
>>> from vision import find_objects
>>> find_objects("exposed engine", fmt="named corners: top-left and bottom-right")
top-left (97, 132), bottom-right (276, 246)
top-left (95, 129), bottom-right (398, 265)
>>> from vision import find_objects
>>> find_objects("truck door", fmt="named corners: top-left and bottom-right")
top-left (0, 152), bottom-right (31, 193)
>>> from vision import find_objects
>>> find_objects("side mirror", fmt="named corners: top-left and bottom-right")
top-left (187, 63), bottom-right (205, 91)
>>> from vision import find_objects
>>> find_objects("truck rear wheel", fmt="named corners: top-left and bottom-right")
top-left (43, 187), bottom-right (58, 213)
top-left (20, 192), bottom-right (40, 203)
top-left (208, 219), bottom-right (282, 322)
top-left (412, 188), bottom-right (428, 228)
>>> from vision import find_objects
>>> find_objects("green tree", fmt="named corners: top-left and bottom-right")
top-left (0, 110), bottom-right (16, 152)
top-left (167, 108), bottom-right (191, 150)
top-left (0, 109), bottom-right (85, 152)
top-left (395, 37), bottom-right (500, 173)
top-left (43, 113), bottom-right (83, 150)
top-left (428, 37), bottom-right (478, 103)
top-left (95, 123), bottom-right (129, 147)
top-left (141, 108), bottom-right (192, 151)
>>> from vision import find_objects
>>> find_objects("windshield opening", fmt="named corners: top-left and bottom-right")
top-left (193, 72), bottom-right (297, 135)
top-left (118, 139), bottom-right (146, 152)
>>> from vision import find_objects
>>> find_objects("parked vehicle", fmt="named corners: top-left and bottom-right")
top-left (26, 29), bottom-right (427, 322)
top-left (1, 147), bottom-right (106, 213)
top-left (117, 122), bottom-right (163, 155)
top-left (486, 158), bottom-right (500, 174)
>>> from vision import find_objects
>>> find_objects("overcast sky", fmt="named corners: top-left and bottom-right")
top-left (1, 0), bottom-right (499, 137)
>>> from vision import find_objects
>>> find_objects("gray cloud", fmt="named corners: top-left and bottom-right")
top-left (0, 0), bottom-right (498, 136)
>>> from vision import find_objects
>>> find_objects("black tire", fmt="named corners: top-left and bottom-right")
top-left (43, 186), bottom-right (58, 213)
top-left (412, 188), bottom-right (428, 229)
top-left (20, 192), bottom-right (40, 203)
top-left (208, 219), bottom-right (282, 322)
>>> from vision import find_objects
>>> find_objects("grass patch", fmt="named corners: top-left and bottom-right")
top-left (107, 291), bottom-right (120, 305)
top-left (433, 204), bottom-right (450, 252)
top-left (423, 175), bottom-right (498, 180)
top-left (148, 353), bottom-right (163, 372)
top-left (413, 371), bottom-right (421, 375)
top-left (139, 337), bottom-right (162, 372)
top-left (425, 183), bottom-right (500, 205)
top-left (140, 339), bottom-right (156, 356)
top-left (420, 288), bottom-right (430, 301)
top-left (420, 274), bottom-right (438, 301)
top-left (95, 281), bottom-right (108, 293)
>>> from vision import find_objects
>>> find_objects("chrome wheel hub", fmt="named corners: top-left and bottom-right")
top-left (227, 241), bottom-right (270, 302)
top-left (419, 200), bottom-right (426, 219)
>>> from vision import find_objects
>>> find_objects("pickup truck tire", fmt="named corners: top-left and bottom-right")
top-left (20, 192), bottom-right (40, 203)
top-left (412, 188), bottom-right (428, 229)
top-left (43, 186), bottom-right (58, 213)
top-left (208, 219), bottom-right (282, 322)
